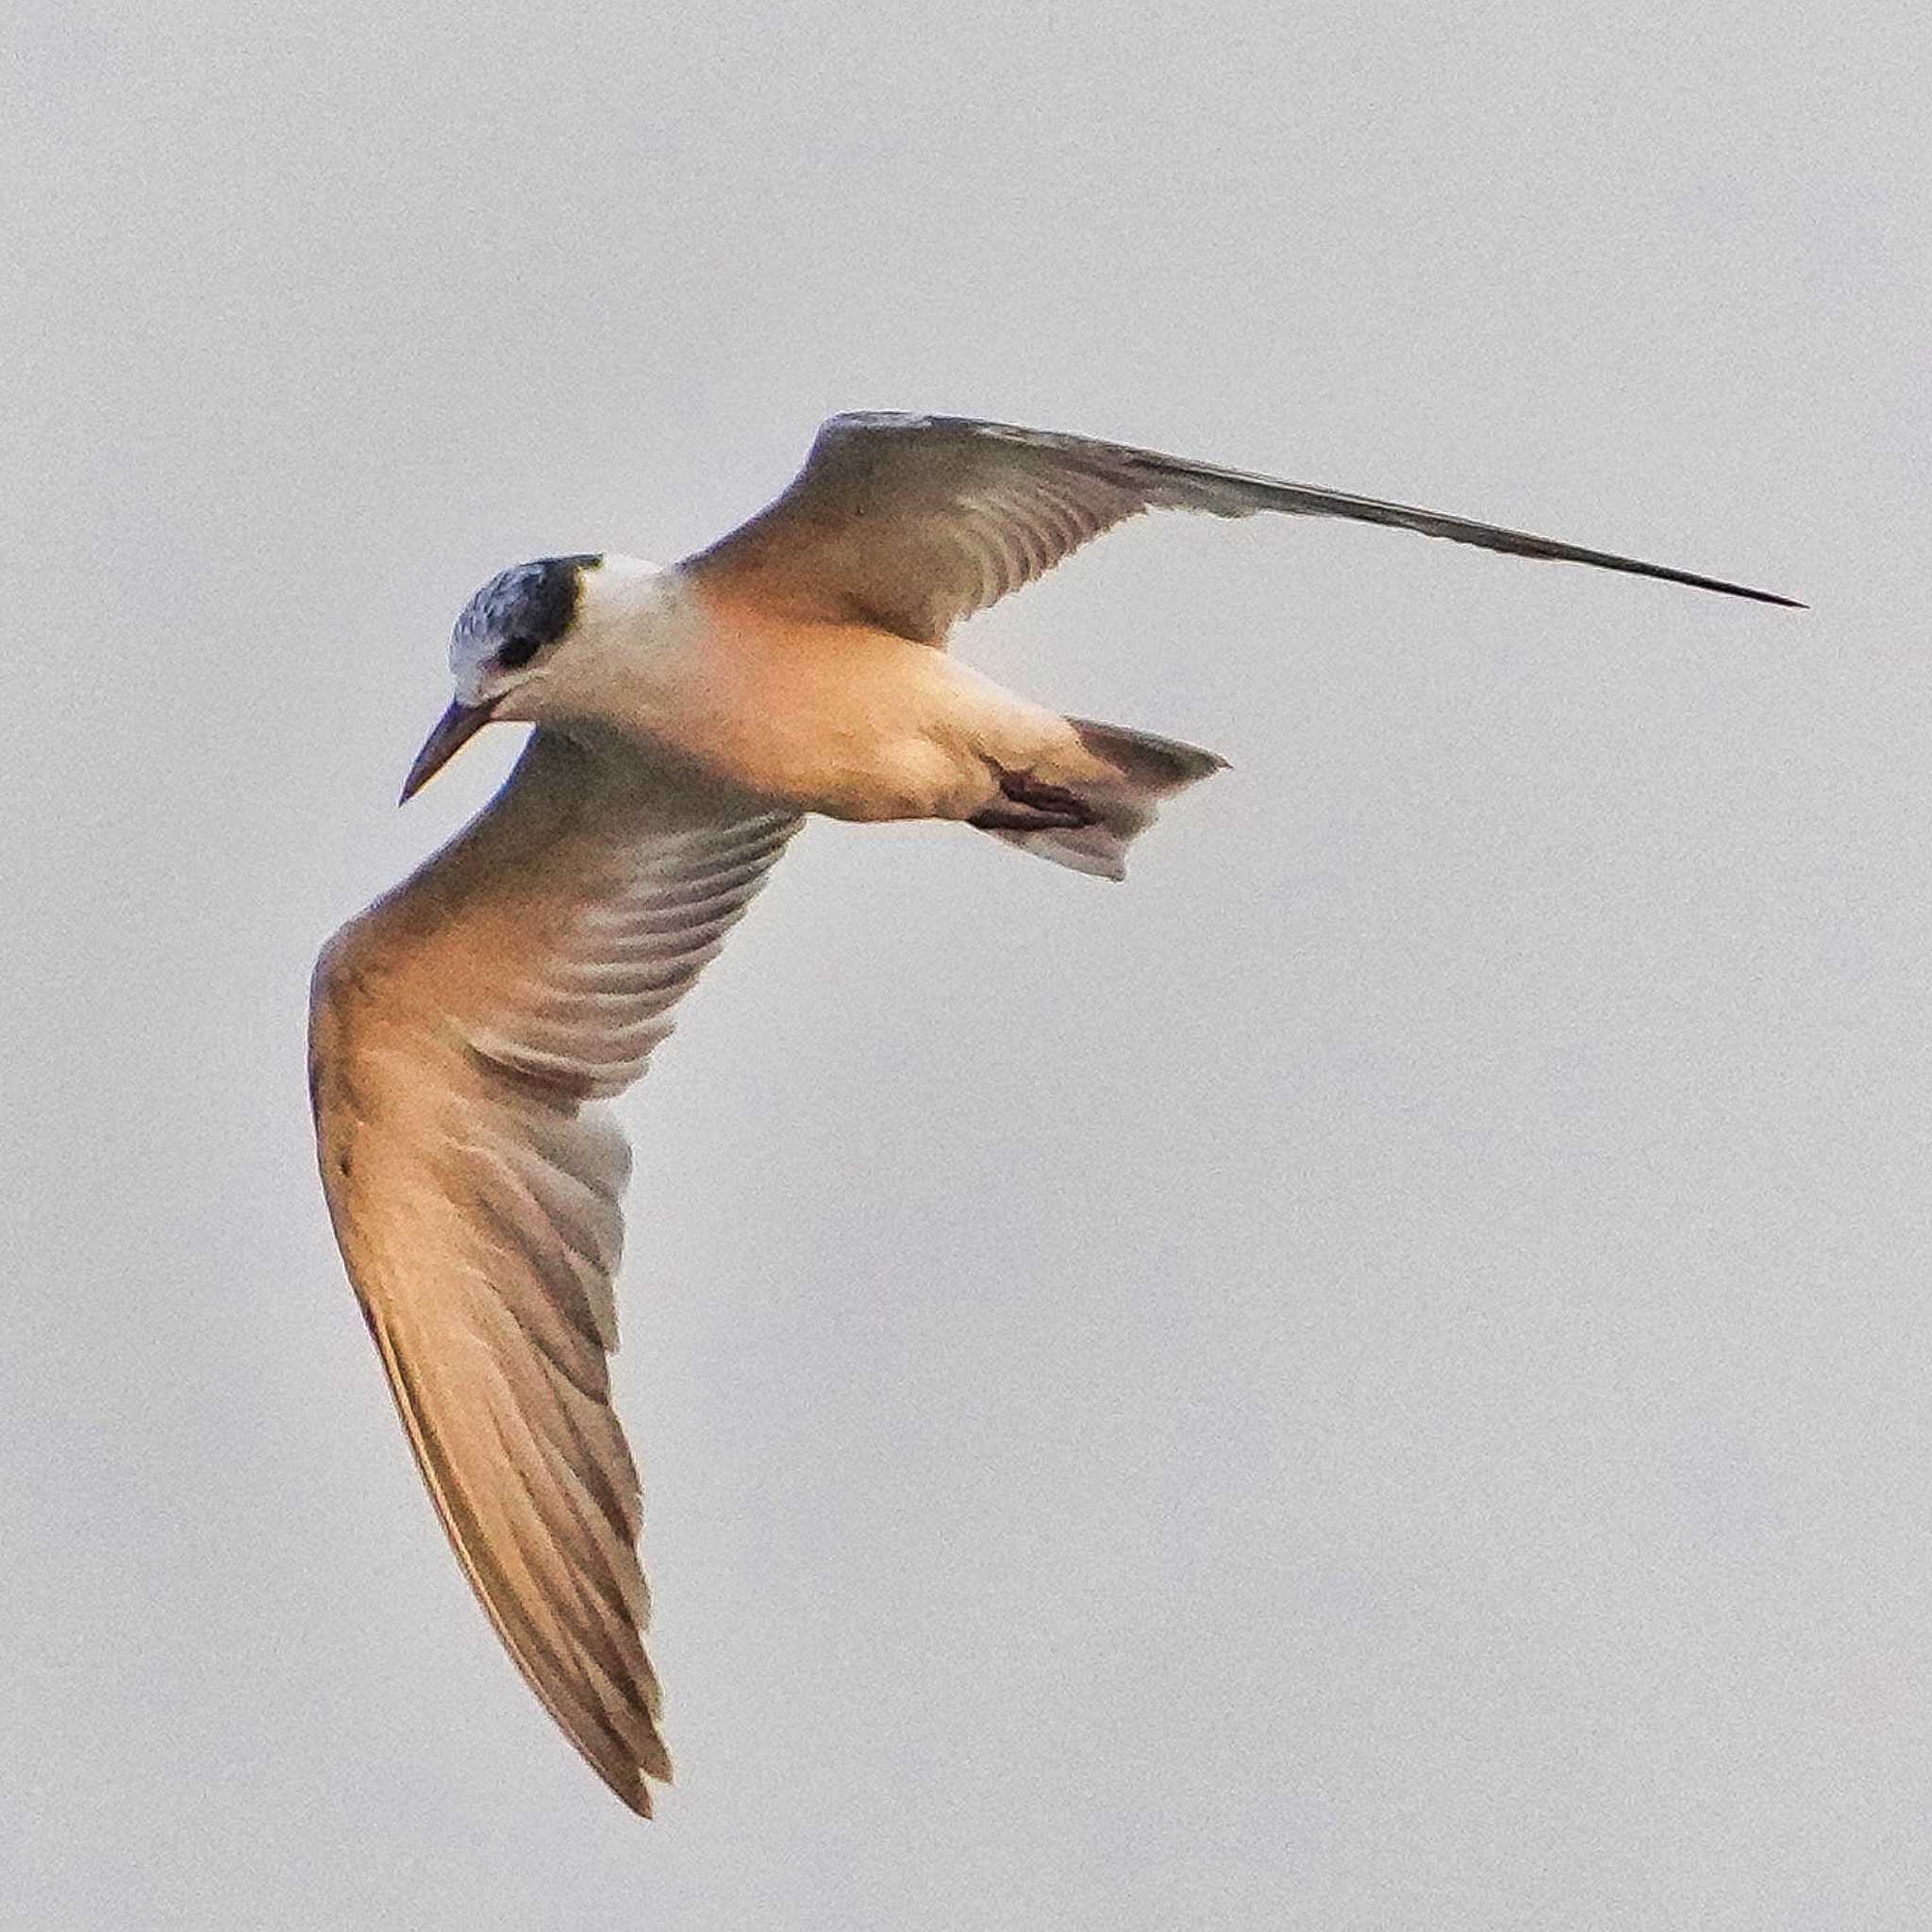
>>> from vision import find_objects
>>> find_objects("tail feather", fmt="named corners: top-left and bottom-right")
top-left (981, 717), bottom-right (1227, 880)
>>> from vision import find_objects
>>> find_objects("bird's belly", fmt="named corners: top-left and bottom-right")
top-left (624, 617), bottom-right (1046, 823)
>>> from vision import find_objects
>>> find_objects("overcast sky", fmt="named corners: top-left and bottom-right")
top-left (4, 3), bottom-right (1929, 1927)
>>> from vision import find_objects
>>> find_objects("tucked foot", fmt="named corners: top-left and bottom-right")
top-left (974, 765), bottom-right (1097, 834)
top-left (968, 764), bottom-right (1100, 833)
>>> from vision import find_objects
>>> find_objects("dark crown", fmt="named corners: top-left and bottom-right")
top-left (454, 553), bottom-right (603, 664)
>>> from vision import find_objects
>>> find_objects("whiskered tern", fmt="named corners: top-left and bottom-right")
top-left (308, 411), bottom-right (1796, 1813)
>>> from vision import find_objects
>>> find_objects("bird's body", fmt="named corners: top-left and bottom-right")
top-left (309, 411), bottom-right (1795, 1816)
top-left (546, 558), bottom-right (1087, 824)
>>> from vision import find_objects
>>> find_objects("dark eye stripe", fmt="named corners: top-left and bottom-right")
top-left (497, 633), bottom-right (542, 670)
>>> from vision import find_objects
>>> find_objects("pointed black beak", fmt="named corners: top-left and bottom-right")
top-left (399, 695), bottom-right (499, 804)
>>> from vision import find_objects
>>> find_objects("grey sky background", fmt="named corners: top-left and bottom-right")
top-left (3, 3), bottom-right (1928, 1926)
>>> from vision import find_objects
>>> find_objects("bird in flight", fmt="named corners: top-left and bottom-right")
top-left (308, 412), bottom-right (1796, 1815)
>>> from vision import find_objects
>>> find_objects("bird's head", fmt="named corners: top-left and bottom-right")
top-left (400, 552), bottom-right (658, 802)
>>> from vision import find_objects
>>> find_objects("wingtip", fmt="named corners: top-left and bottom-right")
top-left (1673, 574), bottom-right (1806, 608)
top-left (607, 1766), bottom-right (665, 1821)
top-left (609, 1738), bottom-right (674, 1820)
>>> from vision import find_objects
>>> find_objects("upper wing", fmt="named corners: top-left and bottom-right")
top-left (308, 729), bottom-right (800, 1816)
top-left (683, 411), bottom-right (1799, 643)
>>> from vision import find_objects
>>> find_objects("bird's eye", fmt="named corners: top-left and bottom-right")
top-left (496, 633), bottom-right (541, 670)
